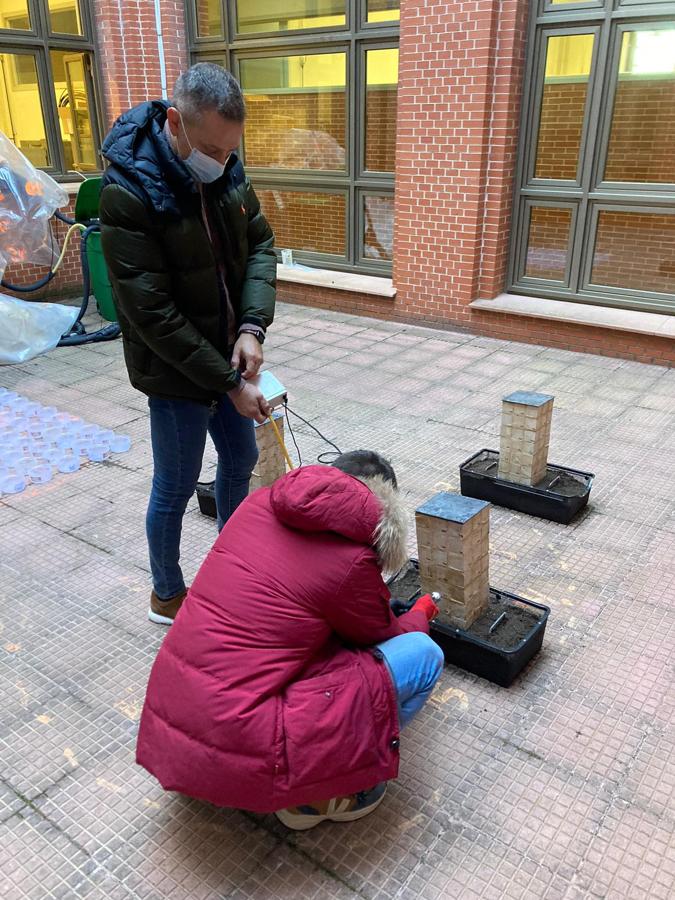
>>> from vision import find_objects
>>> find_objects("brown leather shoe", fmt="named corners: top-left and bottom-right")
top-left (148, 589), bottom-right (187, 625)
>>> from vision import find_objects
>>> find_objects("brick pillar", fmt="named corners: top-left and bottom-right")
top-left (91, 0), bottom-right (189, 126)
top-left (416, 493), bottom-right (490, 629)
top-left (250, 413), bottom-right (287, 492)
top-left (498, 391), bottom-right (554, 486)
top-left (393, 1), bottom-right (528, 323)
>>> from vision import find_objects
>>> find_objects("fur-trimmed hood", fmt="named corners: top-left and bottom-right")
top-left (357, 475), bottom-right (409, 577)
top-left (269, 465), bottom-right (408, 576)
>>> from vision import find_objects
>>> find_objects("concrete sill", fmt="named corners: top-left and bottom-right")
top-left (471, 293), bottom-right (675, 340)
top-left (277, 264), bottom-right (396, 298)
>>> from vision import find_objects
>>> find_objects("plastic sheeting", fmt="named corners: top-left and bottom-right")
top-left (0, 130), bottom-right (69, 282)
top-left (0, 293), bottom-right (78, 364)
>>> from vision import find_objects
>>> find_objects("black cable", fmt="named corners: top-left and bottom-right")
top-left (48, 214), bottom-right (57, 271)
top-left (283, 404), bottom-right (303, 467)
top-left (1, 271), bottom-right (55, 292)
top-left (284, 403), bottom-right (342, 460)
top-left (317, 450), bottom-right (341, 465)
top-left (55, 209), bottom-right (77, 226)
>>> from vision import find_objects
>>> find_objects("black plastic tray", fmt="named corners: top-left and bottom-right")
top-left (196, 481), bottom-right (217, 519)
top-left (460, 449), bottom-right (594, 525)
top-left (389, 561), bottom-right (550, 687)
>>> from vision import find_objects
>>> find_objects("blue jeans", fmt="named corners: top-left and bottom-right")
top-left (377, 632), bottom-right (444, 729)
top-left (147, 396), bottom-right (258, 599)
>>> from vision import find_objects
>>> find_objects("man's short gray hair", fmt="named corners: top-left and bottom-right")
top-left (173, 63), bottom-right (246, 123)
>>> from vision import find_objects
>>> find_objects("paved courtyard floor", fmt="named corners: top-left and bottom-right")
top-left (1, 301), bottom-right (674, 900)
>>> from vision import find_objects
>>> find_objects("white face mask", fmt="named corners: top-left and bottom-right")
top-left (178, 114), bottom-right (229, 183)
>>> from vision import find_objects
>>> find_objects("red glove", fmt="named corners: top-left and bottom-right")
top-left (412, 593), bottom-right (439, 622)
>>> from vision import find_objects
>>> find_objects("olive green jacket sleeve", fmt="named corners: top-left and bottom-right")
top-left (99, 184), bottom-right (240, 395)
top-left (240, 180), bottom-right (276, 329)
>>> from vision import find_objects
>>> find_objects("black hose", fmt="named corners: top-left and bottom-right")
top-left (56, 223), bottom-right (122, 346)
top-left (66, 223), bottom-right (98, 328)
top-left (58, 322), bottom-right (121, 346)
top-left (1, 271), bottom-right (55, 292)
top-left (54, 209), bottom-right (77, 227)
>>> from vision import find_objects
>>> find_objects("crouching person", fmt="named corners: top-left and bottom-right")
top-left (136, 451), bottom-right (444, 830)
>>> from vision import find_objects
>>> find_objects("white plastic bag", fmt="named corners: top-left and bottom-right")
top-left (0, 293), bottom-right (78, 364)
top-left (0, 130), bottom-right (69, 282)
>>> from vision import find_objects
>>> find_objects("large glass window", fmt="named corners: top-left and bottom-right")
top-left (0, 51), bottom-right (50, 167)
top-left (240, 52), bottom-right (347, 171)
top-left (237, 1), bottom-right (346, 35)
top-left (367, 1), bottom-right (399, 24)
top-left (590, 210), bottom-right (675, 295)
top-left (196, 0), bottom-right (223, 37)
top-left (524, 206), bottom-right (573, 283)
top-left (0, 1), bottom-right (31, 31)
top-left (534, 33), bottom-right (595, 181)
top-left (604, 28), bottom-right (675, 185)
top-left (0, 0), bottom-right (101, 177)
top-left (256, 188), bottom-right (347, 255)
top-left (511, 4), bottom-right (675, 313)
top-left (49, 0), bottom-right (82, 35)
top-left (365, 47), bottom-right (398, 172)
top-left (188, 1), bottom-right (399, 275)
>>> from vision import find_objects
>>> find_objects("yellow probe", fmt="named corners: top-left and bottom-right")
top-left (267, 412), bottom-right (295, 471)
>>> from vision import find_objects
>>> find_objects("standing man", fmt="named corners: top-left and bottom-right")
top-left (100, 63), bottom-right (276, 626)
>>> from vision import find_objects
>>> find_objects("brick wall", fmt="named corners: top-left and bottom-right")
top-left (4, 0), bottom-right (188, 297)
top-left (93, 0), bottom-right (188, 128)
top-left (392, 0), bottom-right (525, 321)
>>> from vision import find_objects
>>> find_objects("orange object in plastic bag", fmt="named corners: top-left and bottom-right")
top-left (0, 130), bottom-right (68, 281)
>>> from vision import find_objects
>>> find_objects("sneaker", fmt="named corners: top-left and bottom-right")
top-left (275, 783), bottom-right (387, 831)
top-left (148, 589), bottom-right (187, 625)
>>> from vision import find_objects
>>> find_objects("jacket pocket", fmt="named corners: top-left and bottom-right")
top-left (281, 665), bottom-right (379, 790)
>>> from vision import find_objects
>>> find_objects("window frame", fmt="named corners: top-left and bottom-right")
top-left (509, 0), bottom-right (675, 314)
top-left (234, 42), bottom-right (352, 179)
top-left (517, 198), bottom-right (579, 288)
top-left (186, 0), bottom-right (399, 276)
top-left (582, 202), bottom-right (675, 298)
top-left (0, 0), bottom-right (104, 179)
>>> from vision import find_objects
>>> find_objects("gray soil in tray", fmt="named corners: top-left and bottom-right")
top-left (465, 451), bottom-right (588, 497)
top-left (389, 562), bottom-right (543, 650)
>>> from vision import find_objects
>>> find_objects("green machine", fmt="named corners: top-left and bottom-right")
top-left (73, 177), bottom-right (117, 324)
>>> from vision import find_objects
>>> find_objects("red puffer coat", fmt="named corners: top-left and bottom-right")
top-left (136, 465), bottom-right (428, 813)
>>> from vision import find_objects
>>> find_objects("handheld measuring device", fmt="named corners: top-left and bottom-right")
top-left (250, 370), bottom-right (287, 410)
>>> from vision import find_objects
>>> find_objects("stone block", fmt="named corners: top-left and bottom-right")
top-left (415, 492), bottom-right (490, 628)
top-left (250, 412), bottom-right (287, 491)
top-left (498, 391), bottom-right (554, 486)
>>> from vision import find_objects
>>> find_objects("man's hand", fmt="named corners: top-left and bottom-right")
top-left (230, 381), bottom-right (271, 424)
top-left (231, 333), bottom-right (263, 380)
